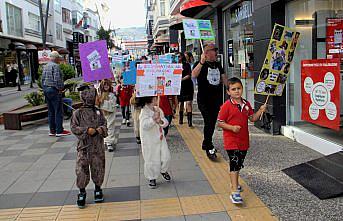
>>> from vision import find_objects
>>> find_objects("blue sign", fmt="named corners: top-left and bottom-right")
top-left (123, 61), bottom-right (137, 85)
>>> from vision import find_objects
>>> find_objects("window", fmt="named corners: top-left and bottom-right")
top-left (72, 11), bottom-right (83, 26)
top-left (6, 3), bottom-right (23, 37)
top-left (28, 12), bottom-right (40, 32)
top-left (160, 0), bottom-right (165, 16)
top-left (56, 23), bottom-right (62, 40)
top-left (54, 0), bottom-right (61, 13)
top-left (62, 8), bottom-right (71, 24)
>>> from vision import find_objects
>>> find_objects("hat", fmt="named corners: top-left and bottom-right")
top-left (204, 44), bottom-right (218, 52)
top-left (50, 51), bottom-right (62, 59)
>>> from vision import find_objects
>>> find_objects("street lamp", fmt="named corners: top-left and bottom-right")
top-left (26, 44), bottom-right (37, 88)
top-left (9, 42), bottom-right (26, 91)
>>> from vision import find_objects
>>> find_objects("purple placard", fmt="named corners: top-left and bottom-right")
top-left (79, 40), bottom-right (113, 82)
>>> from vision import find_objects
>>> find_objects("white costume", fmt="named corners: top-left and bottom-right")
top-left (100, 92), bottom-right (117, 146)
top-left (139, 105), bottom-right (171, 180)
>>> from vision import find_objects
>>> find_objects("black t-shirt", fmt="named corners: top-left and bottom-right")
top-left (193, 61), bottom-right (224, 103)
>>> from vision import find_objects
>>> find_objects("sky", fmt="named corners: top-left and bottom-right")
top-left (84, 0), bottom-right (146, 29)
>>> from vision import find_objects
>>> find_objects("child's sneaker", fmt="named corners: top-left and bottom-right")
top-left (230, 192), bottom-right (243, 204)
top-left (206, 148), bottom-right (217, 160)
top-left (76, 192), bottom-right (86, 209)
top-left (122, 119), bottom-right (126, 124)
top-left (136, 137), bottom-right (141, 144)
top-left (161, 172), bottom-right (171, 181)
top-left (148, 179), bottom-right (157, 189)
top-left (94, 189), bottom-right (104, 203)
top-left (107, 144), bottom-right (114, 152)
top-left (126, 120), bottom-right (131, 127)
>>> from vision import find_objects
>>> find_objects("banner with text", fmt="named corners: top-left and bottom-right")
top-left (301, 59), bottom-right (341, 131)
top-left (136, 64), bottom-right (183, 97)
top-left (255, 24), bottom-right (300, 96)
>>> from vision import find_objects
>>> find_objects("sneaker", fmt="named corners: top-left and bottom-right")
top-left (148, 179), bottom-right (157, 189)
top-left (107, 144), bottom-right (114, 152)
top-left (56, 130), bottom-right (71, 137)
top-left (77, 192), bottom-right (86, 209)
top-left (126, 120), bottom-right (131, 127)
top-left (49, 132), bottom-right (56, 136)
top-left (230, 192), bottom-right (243, 204)
top-left (206, 148), bottom-right (217, 160)
top-left (94, 189), bottom-right (104, 203)
top-left (122, 119), bottom-right (126, 124)
top-left (161, 172), bottom-right (171, 181)
top-left (136, 137), bottom-right (141, 144)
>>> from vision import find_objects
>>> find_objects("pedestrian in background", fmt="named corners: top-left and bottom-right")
top-left (178, 53), bottom-right (194, 127)
top-left (138, 96), bottom-right (171, 189)
top-left (97, 79), bottom-right (117, 152)
top-left (217, 77), bottom-right (266, 204)
top-left (118, 79), bottom-right (133, 126)
top-left (130, 90), bottom-right (141, 144)
top-left (41, 51), bottom-right (71, 137)
top-left (71, 84), bottom-right (108, 208)
top-left (159, 95), bottom-right (177, 136)
top-left (192, 44), bottom-right (227, 160)
top-left (185, 51), bottom-right (196, 86)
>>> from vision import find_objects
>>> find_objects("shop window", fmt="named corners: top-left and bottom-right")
top-left (6, 3), bottom-right (23, 37)
top-left (56, 23), bottom-right (62, 40)
top-left (28, 12), bottom-right (41, 32)
top-left (285, 0), bottom-right (343, 124)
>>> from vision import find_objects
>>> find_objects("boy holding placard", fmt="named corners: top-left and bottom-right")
top-left (217, 77), bottom-right (266, 204)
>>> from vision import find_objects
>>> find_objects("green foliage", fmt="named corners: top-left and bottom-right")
top-left (24, 90), bottom-right (45, 106)
top-left (97, 26), bottom-right (114, 49)
top-left (37, 65), bottom-right (43, 88)
top-left (65, 91), bottom-right (80, 102)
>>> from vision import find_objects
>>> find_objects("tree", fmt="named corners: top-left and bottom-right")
top-left (97, 26), bottom-right (114, 49)
top-left (38, 0), bottom-right (50, 49)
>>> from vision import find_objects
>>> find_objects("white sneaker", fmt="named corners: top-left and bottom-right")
top-left (122, 119), bottom-right (126, 124)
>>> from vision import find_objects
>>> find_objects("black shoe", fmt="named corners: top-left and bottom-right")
top-left (126, 121), bottom-right (131, 127)
top-left (107, 144), bottom-right (114, 152)
top-left (179, 111), bottom-right (184, 124)
top-left (187, 112), bottom-right (193, 127)
top-left (206, 148), bottom-right (217, 160)
top-left (148, 179), bottom-right (157, 189)
top-left (136, 137), bottom-right (141, 144)
top-left (94, 189), bottom-right (104, 203)
top-left (161, 172), bottom-right (171, 181)
top-left (77, 192), bottom-right (86, 209)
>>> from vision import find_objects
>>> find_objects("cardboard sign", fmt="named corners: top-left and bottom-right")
top-left (136, 64), bottom-right (183, 97)
top-left (326, 18), bottom-right (343, 61)
top-left (183, 19), bottom-right (215, 40)
top-left (123, 61), bottom-right (137, 85)
top-left (301, 59), bottom-right (341, 131)
top-left (79, 40), bottom-right (113, 82)
top-left (255, 24), bottom-right (300, 96)
top-left (112, 54), bottom-right (123, 64)
top-left (38, 50), bottom-right (51, 64)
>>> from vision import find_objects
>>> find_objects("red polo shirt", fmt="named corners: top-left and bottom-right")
top-left (217, 98), bottom-right (254, 150)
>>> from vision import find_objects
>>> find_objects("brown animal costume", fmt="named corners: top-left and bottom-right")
top-left (71, 86), bottom-right (108, 190)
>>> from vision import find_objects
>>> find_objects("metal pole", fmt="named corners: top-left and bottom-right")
top-left (16, 51), bottom-right (21, 91)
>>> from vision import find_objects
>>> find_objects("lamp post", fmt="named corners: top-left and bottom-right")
top-left (10, 42), bottom-right (26, 91)
top-left (26, 44), bottom-right (37, 88)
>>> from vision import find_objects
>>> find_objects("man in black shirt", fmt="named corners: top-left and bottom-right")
top-left (192, 44), bottom-right (227, 160)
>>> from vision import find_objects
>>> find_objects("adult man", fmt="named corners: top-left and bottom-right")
top-left (42, 51), bottom-right (71, 137)
top-left (192, 44), bottom-right (227, 160)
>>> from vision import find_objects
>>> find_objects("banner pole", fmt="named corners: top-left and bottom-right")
top-left (259, 94), bottom-right (270, 121)
top-left (199, 39), bottom-right (204, 52)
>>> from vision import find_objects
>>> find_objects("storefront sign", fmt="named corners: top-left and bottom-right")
top-left (79, 40), bottom-right (113, 82)
top-left (326, 18), bottom-right (343, 61)
top-left (231, 1), bottom-right (253, 23)
top-left (38, 50), bottom-right (51, 64)
top-left (183, 19), bottom-right (215, 40)
top-left (227, 39), bottom-right (234, 67)
top-left (136, 64), bottom-right (182, 97)
top-left (255, 24), bottom-right (300, 96)
top-left (301, 59), bottom-right (341, 131)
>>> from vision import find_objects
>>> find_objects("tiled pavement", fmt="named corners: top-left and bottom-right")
top-left (0, 111), bottom-right (254, 220)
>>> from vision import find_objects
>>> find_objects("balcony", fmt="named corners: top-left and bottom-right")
top-left (46, 34), bottom-right (53, 43)
top-left (25, 28), bottom-right (41, 38)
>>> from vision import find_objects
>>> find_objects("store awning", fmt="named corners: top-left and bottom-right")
top-left (180, 0), bottom-right (211, 17)
top-left (170, 13), bottom-right (187, 30)
top-left (57, 48), bottom-right (69, 55)
top-left (25, 44), bottom-right (37, 51)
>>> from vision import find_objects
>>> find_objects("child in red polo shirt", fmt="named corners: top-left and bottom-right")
top-left (217, 77), bottom-right (266, 204)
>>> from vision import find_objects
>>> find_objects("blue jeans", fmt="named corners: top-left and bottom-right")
top-left (43, 87), bottom-right (63, 134)
top-left (63, 97), bottom-right (73, 113)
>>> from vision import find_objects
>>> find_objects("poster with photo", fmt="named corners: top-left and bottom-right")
top-left (255, 24), bottom-right (300, 96)
top-left (183, 19), bottom-right (215, 40)
top-left (136, 64), bottom-right (183, 97)
top-left (301, 59), bottom-right (341, 131)
top-left (326, 18), bottom-right (343, 61)
top-left (79, 40), bottom-right (113, 82)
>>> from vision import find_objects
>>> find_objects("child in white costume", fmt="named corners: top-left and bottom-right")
top-left (138, 96), bottom-right (171, 188)
top-left (97, 79), bottom-right (117, 152)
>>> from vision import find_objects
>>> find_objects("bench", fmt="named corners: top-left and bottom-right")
top-left (3, 102), bottom-right (83, 130)
top-left (3, 104), bottom-right (48, 130)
